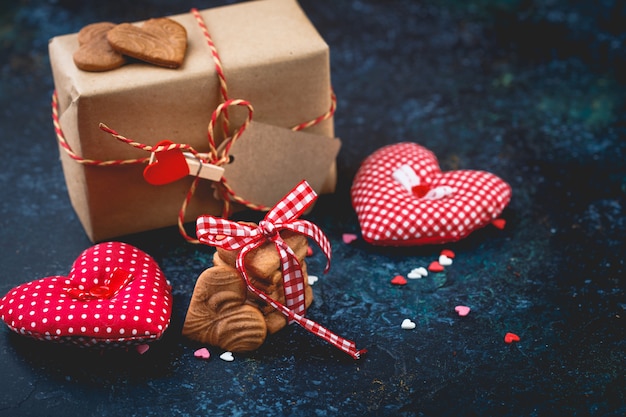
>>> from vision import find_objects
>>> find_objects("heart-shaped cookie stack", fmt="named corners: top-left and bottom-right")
top-left (0, 242), bottom-right (173, 348)
top-left (182, 228), bottom-right (313, 352)
top-left (351, 142), bottom-right (512, 246)
top-left (73, 18), bottom-right (187, 71)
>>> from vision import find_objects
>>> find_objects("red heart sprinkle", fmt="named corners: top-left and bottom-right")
top-left (143, 140), bottom-right (189, 185)
top-left (492, 218), bottom-right (506, 230)
top-left (390, 275), bottom-right (407, 285)
top-left (440, 249), bottom-right (455, 259)
top-left (411, 184), bottom-right (431, 198)
top-left (306, 246), bottom-right (314, 257)
top-left (504, 332), bottom-right (520, 343)
top-left (428, 261), bottom-right (444, 272)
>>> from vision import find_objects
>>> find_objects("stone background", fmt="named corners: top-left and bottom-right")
top-left (0, 1), bottom-right (624, 416)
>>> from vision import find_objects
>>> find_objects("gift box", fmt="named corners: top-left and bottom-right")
top-left (49, 0), bottom-right (341, 242)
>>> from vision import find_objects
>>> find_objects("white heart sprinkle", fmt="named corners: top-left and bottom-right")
top-left (401, 319), bottom-right (416, 330)
top-left (407, 269), bottom-right (421, 279)
top-left (438, 255), bottom-right (453, 266)
top-left (219, 351), bottom-right (234, 362)
top-left (307, 275), bottom-right (319, 285)
top-left (407, 267), bottom-right (428, 279)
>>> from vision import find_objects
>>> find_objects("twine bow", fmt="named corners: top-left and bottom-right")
top-left (96, 97), bottom-right (258, 243)
top-left (196, 180), bottom-right (365, 359)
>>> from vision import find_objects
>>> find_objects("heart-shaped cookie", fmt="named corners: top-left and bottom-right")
top-left (351, 142), bottom-right (511, 246)
top-left (107, 18), bottom-right (187, 68)
top-left (73, 22), bottom-right (126, 72)
top-left (0, 242), bottom-right (172, 348)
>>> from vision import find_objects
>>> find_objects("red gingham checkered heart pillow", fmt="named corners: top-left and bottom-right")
top-left (0, 242), bottom-right (172, 348)
top-left (351, 142), bottom-right (512, 246)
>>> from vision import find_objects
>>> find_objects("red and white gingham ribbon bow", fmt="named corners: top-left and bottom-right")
top-left (196, 180), bottom-right (365, 359)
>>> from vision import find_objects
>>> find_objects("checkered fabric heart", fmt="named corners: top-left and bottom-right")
top-left (0, 242), bottom-right (172, 348)
top-left (351, 142), bottom-right (511, 246)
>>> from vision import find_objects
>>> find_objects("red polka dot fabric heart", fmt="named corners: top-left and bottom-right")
top-left (0, 242), bottom-right (172, 348)
top-left (351, 142), bottom-right (512, 246)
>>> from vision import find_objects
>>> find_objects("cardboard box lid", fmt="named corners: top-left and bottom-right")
top-left (51, 0), bottom-right (329, 103)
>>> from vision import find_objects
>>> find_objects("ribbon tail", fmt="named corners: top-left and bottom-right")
top-left (275, 241), bottom-right (306, 319)
top-left (296, 313), bottom-right (367, 360)
top-left (282, 219), bottom-right (332, 272)
top-left (258, 287), bottom-right (365, 359)
top-left (236, 246), bottom-right (364, 359)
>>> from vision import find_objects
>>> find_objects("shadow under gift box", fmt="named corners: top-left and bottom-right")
top-left (49, 0), bottom-right (340, 242)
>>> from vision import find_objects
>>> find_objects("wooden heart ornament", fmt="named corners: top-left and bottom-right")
top-left (0, 242), bottom-right (172, 348)
top-left (351, 142), bottom-right (512, 246)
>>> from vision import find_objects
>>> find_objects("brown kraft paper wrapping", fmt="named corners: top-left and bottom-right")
top-left (49, 0), bottom-right (340, 242)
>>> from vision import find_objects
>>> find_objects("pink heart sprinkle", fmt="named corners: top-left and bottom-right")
top-left (136, 344), bottom-right (150, 355)
top-left (428, 261), bottom-right (444, 272)
top-left (194, 347), bottom-right (211, 360)
top-left (390, 275), bottom-right (407, 285)
top-left (454, 305), bottom-right (471, 317)
top-left (342, 233), bottom-right (358, 244)
top-left (306, 246), bottom-right (314, 257)
top-left (440, 249), bottom-right (455, 259)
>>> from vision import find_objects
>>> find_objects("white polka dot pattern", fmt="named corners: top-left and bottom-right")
top-left (351, 142), bottom-right (512, 245)
top-left (0, 242), bottom-right (173, 348)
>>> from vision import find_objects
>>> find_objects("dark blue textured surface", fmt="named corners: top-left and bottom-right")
top-left (1, 1), bottom-right (625, 416)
